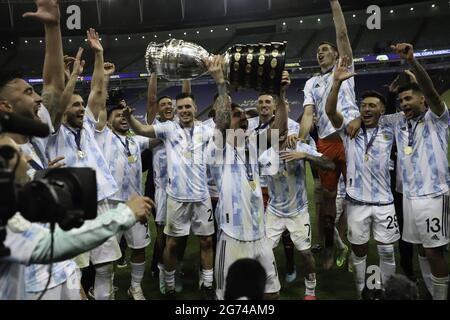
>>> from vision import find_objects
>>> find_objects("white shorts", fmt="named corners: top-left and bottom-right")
top-left (111, 200), bottom-right (151, 250)
top-left (265, 210), bottom-right (312, 251)
top-left (215, 231), bottom-right (281, 300)
top-left (155, 186), bottom-right (167, 225)
top-left (346, 202), bottom-right (400, 245)
top-left (336, 196), bottom-right (345, 222)
top-left (402, 192), bottom-right (450, 248)
top-left (76, 199), bottom-right (122, 267)
top-left (164, 196), bottom-right (214, 237)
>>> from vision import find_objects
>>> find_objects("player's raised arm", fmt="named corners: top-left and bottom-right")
top-left (96, 62), bottom-right (116, 131)
top-left (271, 71), bottom-right (290, 146)
top-left (146, 73), bottom-right (158, 125)
top-left (392, 43), bottom-right (446, 116)
top-left (23, 0), bottom-right (65, 128)
top-left (182, 79), bottom-right (192, 95)
top-left (86, 28), bottom-right (106, 119)
top-left (330, 0), bottom-right (353, 62)
top-left (204, 55), bottom-right (231, 134)
top-left (325, 56), bottom-right (354, 129)
top-left (280, 150), bottom-right (335, 171)
top-left (123, 106), bottom-right (156, 138)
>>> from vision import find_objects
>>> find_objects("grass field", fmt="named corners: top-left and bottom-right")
top-left (113, 164), bottom-right (447, 300)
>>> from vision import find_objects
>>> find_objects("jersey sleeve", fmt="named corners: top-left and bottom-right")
top-left (303, 78), bottom-right (315, 107)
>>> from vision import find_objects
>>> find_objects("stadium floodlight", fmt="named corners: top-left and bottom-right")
top-left (154, 35), bottom-right (157, 38)
top-left (142, 36), bottom-right (145, 39)
top-left (69, 39), bottom-right (72, 42)
top-left (169, 33), bottom-right (172, 37)
top-left (196, 30), bottom-right (199, 34)
top-left (282, 22), bottom-right (286, 26)
top-left (10, 41), bottom-right (13, 45)
top-left (317, 18), bottom-right (321, 22)
top-left (300, 20), bottom-right (303, 23)
top-left (410, 7), bottom-right (414, 11)
top-left (210, 29), bottom-right (213, 33)
top-left (115, 38), bottom-right (118, 41)
top-left (390, 9), bottom-right (394, 13)
top-left (352, 14), bottom-right (356, 18)
top-left (431, 4), bottom-right (436, 8)
top-left (39, 40), bottom-right (43, 43)
top-left (128, 36), bottom-right (131, 40)
top-left (225, 27), bottom-right (229, 31)
top-left (24, 40), bottom-right (28, 44)
top-left (183, 32), bottom-right (187, 35)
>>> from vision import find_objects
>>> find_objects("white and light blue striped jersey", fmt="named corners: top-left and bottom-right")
top-left (247, 117), bottom-right (300, 136)
top-left (207, 139), bottom-right (268, 241)
top-left (202, 118), bottom-right (219, 198)
top-left (95, 127), bottom-right (149, 202)
top-left (338, 123), bottom-right (395, 204)
top-left (247, 117), bottom-right (299, 188)
top-left (380, 108), bottom-right (450, 199)
top-left (153, 120), bottom-right (214, 202)
top-left (150, 119), bottom-right (168, 190)
top-left (337, 174), bottom-right (346, 199)
top-left (46, 106), bottom-right (118, 202)
top-left (303, 64), bottom-right (360, 139)
top-left (260, 142), bottom-right (322, 217)
top-left (1, 215), bottom-right (45, 300)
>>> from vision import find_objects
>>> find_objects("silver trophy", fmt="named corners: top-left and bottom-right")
top-left (145, 38), bottom-right (286, 94)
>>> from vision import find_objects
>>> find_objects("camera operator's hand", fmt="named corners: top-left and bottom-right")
top-left (48, 156), bottom-right (65, 168)
top-left (126, 195), bottom-right (155, 223)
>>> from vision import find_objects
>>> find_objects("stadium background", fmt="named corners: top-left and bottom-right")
top-left (1, 0), bottom-right (450, 299)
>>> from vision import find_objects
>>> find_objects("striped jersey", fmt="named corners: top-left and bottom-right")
top-left (303, 64), bottom-right (360, 139)
top-left (46, 106), bottom-right (118, 202)
top-left (380, 108), bottom-right (450, 199)
top-left (153, 120), bottom-right (214, 202)
top-left (207, 138), bottom-right (269, 241)
top-left (338, 122), bottom-right (395, 204)
top-left (338, 124), bottom-right (394, 204)
top-left (260, 141), bottom-right (322, 217)
top-left (95, 127), bottom-right (149, 201)
top-left (202, 118), bottom-right (219, 198)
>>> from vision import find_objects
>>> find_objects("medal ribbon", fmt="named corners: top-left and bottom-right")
top-left (407, 113), bottom-right (426, 147)
top-left (234, 137), bottom-right (254, 182)
top-left (362, 124), bottom-right (379, 158)
top-left (113, 132), bottom-right (132, 157)
top-left (63, 125), bottom-right (83, 153)
top-left (29, 138), bottom-right (47, 169)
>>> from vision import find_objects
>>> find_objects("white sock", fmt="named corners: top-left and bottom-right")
top-left (418, 255), bottom-right (433, 295)
top-left (377, 244), bottom-right (396, 286)
top-left (304, 273), bottom-right (316, 296)
top-left (165, 270), bottom-right (176, 291)
top-left (201, 269), bottom-right (214, 288)
top-left (431, 274), bottom-right (449, 300)
top-left (130, 262), bottom-right (145, 288)
top-left (334, 227), bottom-right (346, 250)
top-left (351, 252), bottom-right (367, 297)
top-left (95, 263), bottom-right (114, 300)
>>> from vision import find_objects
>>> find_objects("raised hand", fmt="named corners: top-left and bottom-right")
top-left (404, 69), bottom-right (418, 84)
top-left (203, 55), bottom-right (225, 84)
top-left (387, 75), bottom-right (400, 94)
top-left (63, 55), bottom-right (75, 80)
top-left (280, 70), bottom-right (291, 94)
top-left (122, 106), bottom-right (135, 120)
top-left (86, 28), bottom-right (103, 53)
top-left (72, 47), bottom-right (85, 77)
top-left (333, 56), bottom-right (355, 83)
top-left (391, 43), bottom-right (414, 63)
top-left (104, 62), bottom-right (116, 77)
top-left (22, 0), bottom-right (60, 25)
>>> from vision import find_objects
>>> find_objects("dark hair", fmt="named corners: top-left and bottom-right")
top-left (381, 274), bottom-right (419, 300)
top-left (175, 92), bottom-right (195, 102)
top-left (361, 90), bottom-right (386, 106)
top-left (157, 95), bottom-right (172, 105)
top-left (231, 102), bottom-right (241, 111)
top-left (0, 70), bottom-right (23, 93)
top-left (318, 41), bottom-right (339, 54)
top-left (207, 107), bottom-right (216, 119)
top-left (398, 83), bottom-right (423, 95)
top-left (106, 104), bottom-right (123, 120)
top-left (107, 88), bottom-right (125, 107)
top-left (225, 258), bottom-right (266, 300)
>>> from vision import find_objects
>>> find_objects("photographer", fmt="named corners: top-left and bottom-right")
top-left (0, 134), bottom-right (154, 300)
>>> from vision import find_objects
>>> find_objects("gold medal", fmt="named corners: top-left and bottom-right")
top-left (77, 150), bottom-right (85, 159)
top-left (249, 180), bottom-right (257, 191)
top-left (364, 154), bottom-right (369, 162)
top-left (128, 155), bottom-right (136, 163)
top-left (404, 146), bottom-right (413, 155)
